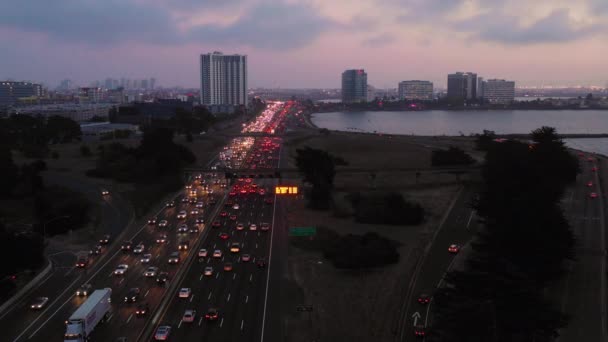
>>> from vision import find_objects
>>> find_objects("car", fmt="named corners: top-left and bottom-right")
top-left (181, 197), bottom-right (189, 203)
top-left (208, 189), bottom-right (214, 194)
top-left (588, 181), bottom-right (594, 187)
top-left (140, 253), bottom-right (152, 263)
top-left (182, 309), bottom-right (196, 323)
top-left (219, 232), bottom-right (230, 240)
top-left (76, 257), bottom-right (88, 268)
top-left (89, 245), bottom-right (103, 255)
top-left (259, 189), bottom-right (266, 195)
top-left (196, 202), bottom-right (204, 209)
top-left (588, 157), bottom-right (595, 162)
top-left (144, 266), bottom-right (159, 277)
top-left (260, 222), bottom-right (270, 231)
top-left (230, 242), bottom-right (240, 253)
top-left (156, 272), bottom-right (169, 285)
top-left (124, 288), bottom-right (141, 303)
top-left (154, 325), bottom-right (171, 340)
top-left (212, 250), bottom-right (222, 258)
top-left (417, 294), bottom-right (431, 304)
top-left (257, 257), bottom-right (267, 268)
top-left (236, 222), bottom-right (244, 231)
top-left (249, 224), bottom-right (257, 231)
top-left (114, 264), bottom-right (129, 275)
top-left (148, 217), bottom-right (157, 225)
top-left (30, 297), bottom-right (49, 310)
top-left (229, 214), bottom-right (237, 221)
top-left (189, 226), bottom-right (199, 233)
top-left (264, 197), bottom-right (273, 204)
top-left (179, 288), bottom-right (191, 298)
top-left (185, 184), bottom-right (192, 189)
top-left (212, 221), bottom-right (221, 228)
top-left (99, 234), bottom-right (111, 244)
top-left (592, 166), bottom-right (598, 172)
top-left (156, 234), bottom-right (168, 244)
top-left (448, 244), bottom-right (460, 253)
top-left (223, 262), bottom-right (233, 271)
top-left (133, 243), bottom-right (145, 254)
top-left (121, 240), bottom-right (133, 251)
top-left (208, 197), bottom-right (217, 205)
top-left (177, 224), bottom-right (189, 233)
top-left (195, 217), bottom-right (205, 225)
top-left (177, 211), bottom-right (187, 219)
top-left (190, 209), bottom-right (199, 215)
top-left (204, 266), bottom-right (214, 276)
top-left (165, 201), bottom-right (175, 208)
top-left (158, 220), bottom-right (168, 228)
top-left (101, 189), bottom-right (110, 196)
top-left (76, 283), bottom-right (92, 296)
top-left (225, 200), bottom-right (234, 208)
top-left (205, 308), bottom-right (219, 321)
top-left (168, 252), bottom-right (180, 264)
top-left (229, 191), bottom-right (236, 197)
top-left (135, 303), bottom-right (149, 316)
top-left (220, 211), bottom-right (228, 217)
top-left (241, 254), bottom-right (251, 262)
top-left (232, 204), bottom-right (240, 210)
top-left (178, 241), bottom-right (190, 250)
top-left (198, 249), bottom-right (208, 257)
top-left (590, 192), bottom-right (598, 199)
top-left (414, 324), bottom-right (426, 337)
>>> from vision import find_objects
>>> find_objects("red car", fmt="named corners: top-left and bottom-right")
top-left (219, 232), bottom-right (230, 240)
top-left (205, 308), bottom-right (219, 321)
top-left (265, 198), bottom-right (273, 204)
top-left (212, 221), bottom-right (221, 228)
top-left (417, 294), bottom-right (431, 304)
top-left (229, 192), bottom-right (236, 197)
top-left (414, 325), bottom-right (426, 337)
top-left (590, 192), bottom-right (598, 199)
top-left (229, 215), bottom-right (237, 221)
top-left (588, 181), bottom-right (593, 187)
top-left (592, 167), bottom-right (598, 172)
top-left (448, 244), bottom-right (460, 253)
top-left (220, 211), bottom-right (228, 217)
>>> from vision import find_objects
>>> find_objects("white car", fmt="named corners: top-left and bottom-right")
top-left (208, 189), bottom-right (214, 194)
top-left (204, 266), bottom-right (214, 276)
top-left (144, 266), bottom-right (159, 277)
top-left (236, 223), bottom-right (244, 231)
top-left (177, 211), bottom-right (187, 219)
top-left (249, 224), bottom-right (257, 231)
top-left (177, 224), bottom-right (189, 233)
top-left (30, 297), bottom-right (49, 310)
top-left (114, 264), bottom-right (129, 275)
top-left (190, 209), bottom-right (199, 215)
top-left (182, 309), bottom-right (196, 323)
top-left (232, 204), bottom-right (240, 210)
top-left (179, 288), bottom-right (191, 298)
top-left (158, 220), bottom-right (168, 227)
top-left (133, 244), bottom-right (145, 254)
top-left (140, 253), bottom-right (152, 263)
top-left (196, 202), bottom-right (204, 209)
top-left (198, 249), bottom-right (208, 257)
top-left (212, 250), bottom-right (222, 258)
top-left (154, 325), bottom-right (171, 340)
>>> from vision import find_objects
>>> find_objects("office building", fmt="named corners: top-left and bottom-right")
top-left (447, 72), bottom-right (478, 100)
top-left (58, 79), bottom-right (72, 91)
top-left (341, 69), bottom-right (368, 103)
top-left (477, 77), bottom-right (484, 98)
top-left (200, 52), bottom-right (248, 106)
top-left (78, 87), bottom-right (103, 104)
top-left (398, 80), bottom-right (433, 100)
top-left (0, 81), bottom-right (43, 105)
top-left (482, 79), bottom-right (515, 104)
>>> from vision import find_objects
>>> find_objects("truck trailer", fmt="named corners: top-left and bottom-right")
top-left (64, 288), bottom-right (112, 342)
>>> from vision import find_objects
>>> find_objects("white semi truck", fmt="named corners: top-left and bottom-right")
top-left (64, 288), bottom-right (112, 342)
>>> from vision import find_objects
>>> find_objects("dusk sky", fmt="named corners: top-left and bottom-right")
top-left (2, 0), bottom-right (608, 89)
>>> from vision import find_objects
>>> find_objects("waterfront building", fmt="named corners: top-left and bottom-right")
top-left (200, 52), bottom-right (248, 106)
top-left (0, 81), bottom-right (43, 106)
top-left (398, 80), bottom-right (433, 100)
top-left (342, 69), bottom-right (368, 103)
top-left (447, 72), bottom-right (478, 100)
top-left (482, 79), bottom-right (515, 104)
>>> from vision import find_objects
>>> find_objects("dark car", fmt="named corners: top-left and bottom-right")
top-left (156, 272), bottom-right (169, 285)
top-left (205, 308), bottom-right (219, 321)
top-left (417, 294), bottom-right (431, 304)
top-left (212, 221), bottom-right (221, 228)
top-left (124, 288), bottom-right (141, 303)
top-left (165, 201), bottom-right (175, 208)
top-left (414, 325), bottom-right (426, 337)
top-left (178, 241), bottom-right (190, 251)
top-left (76, 257), bottom-right (88, 268)
top-left (121, 240), bottom-right (133, 251)
top-left (99, 234), bottom-right (111, 244)
top-left (89, 245), bottom-right (103, 255)
top-left (257, 257), bottom-right (267, 268)
top-left (135, 303), bottom-right (149, 316)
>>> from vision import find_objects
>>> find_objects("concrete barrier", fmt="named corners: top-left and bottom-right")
top-left (0, 258), bottom-right (53, 316)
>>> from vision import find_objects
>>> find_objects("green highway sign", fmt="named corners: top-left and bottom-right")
top-left (289, 226), bottom-right (316, 236)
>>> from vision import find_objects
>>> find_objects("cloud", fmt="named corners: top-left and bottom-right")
top-left (455, 8), bottom-right (604, 44)
top-left (362, 33), bottom-right (396, 47)
top-left (395, 0), bottom-right (467, 22)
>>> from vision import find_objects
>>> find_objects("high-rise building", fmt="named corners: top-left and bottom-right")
top-left (482, 79), bottom-right (515, 104)
top-left (58, 79), bottom-right (72, 91)
top-left (141, 79), bottom-right (149, 90)
top-left (104, 78), bottom-right (113, 90)
top-left (200, 52), bottom-right (248, 106)
top-left (78, 87), bottom-right (102, 104)
top-left (150, 78), bottom-right (156, 90)
top-left (477, 77), bottom-right (484, 99)
top-left (0, 81), bottom-right (43, 105)
top-left (398, 80), bottom-right (434, 100)
top-left (341, 69), bottom-right (368, 103)
top-left (447, 72), bottom-right (478, 100)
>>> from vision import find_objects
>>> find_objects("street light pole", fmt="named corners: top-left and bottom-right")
top-left (43, 215), bottom-right (70, 243)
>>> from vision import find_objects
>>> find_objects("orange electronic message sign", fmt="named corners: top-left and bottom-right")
top-left (275, 186), bottom-right (298, 195)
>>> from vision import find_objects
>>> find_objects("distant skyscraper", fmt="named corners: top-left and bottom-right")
top-left (398, 80), bottom-right (434, 100)
top-left (447, 72), bottom-right (478, 100)
top-left (341, 69), bottom-right (368, 103)
top-left (78, 87), bottom-right (102, 104)
top-left (150, 78), bottom-right (156, 90)
top-left (482, 79), bottom-right (515, 104)
top-left (200, 52), bottom-right (248, 106)
top-left (477, 77), bottom-right (484, 99)
top-left (58, 79), bottom-right (72, 91)
top-left (104, 78), bottom-right (113, 90)
top-left (141, 79), bottom-right (149, 90)
top-left (0, 81), bottom-right (43, 105)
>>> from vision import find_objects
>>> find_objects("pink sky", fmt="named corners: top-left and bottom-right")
top-left (1, 0), bottom-right (607, 89)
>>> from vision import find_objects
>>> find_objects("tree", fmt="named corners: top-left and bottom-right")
top-left (295, 147), bottom-right (348, 209)
top-left (0, 146), bottom-right (19, 197)
top-left (46, 116), bottom-right (82, 143)
top-left (475, 130), bottom-right (497, 151)
top-left (80, 145), bottom-right (92, 157)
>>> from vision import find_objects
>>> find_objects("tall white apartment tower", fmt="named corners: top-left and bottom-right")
top-left (200, 52), bottom-right (248, 106)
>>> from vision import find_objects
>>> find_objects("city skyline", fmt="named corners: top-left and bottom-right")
top-left (1, 0), bottom-right (608, 88)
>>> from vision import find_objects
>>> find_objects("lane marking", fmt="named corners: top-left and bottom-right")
top-left (216, 272), bottom-right (219, 279)
top-left (466, 210), bottom-right (475, 230)
top-left (241, 319), bottom-right (244, 330)
top-left (144, 290), bottom-right (149, 297)
top-left (190, 295), bottom-right (194, 302)
top-left (246, 295), bottom-right (249, 303)
top-left (233, 273), bottom-right (236, 280)
top-left (126, 314), bottom-right (133, 324)
top-left (198, 317), bottom-right (203, 326)
top-left (208, 292), bottom-right (212, 300)
top-left (178, 319), bottom-right (182, 329)
top-left (227, 293), bottom-right (231, 302)
top-left (260, 171), bottom-right (279, 342)
top-left (220, 317), bottom-right (224, 328)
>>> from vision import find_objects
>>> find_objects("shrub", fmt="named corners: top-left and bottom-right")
top-left (350, 192), bottom-right (424, 225)
top-left (323, 232), bottom-right (399, 269)
top-left (431, 146), bottom-right (474, 166)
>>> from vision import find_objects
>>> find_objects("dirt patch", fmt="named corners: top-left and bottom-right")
top-left (283, 130), bottom-right (462, 341)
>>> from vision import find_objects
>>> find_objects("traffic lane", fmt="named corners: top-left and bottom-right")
top-left (26, 189), bottom-right (220, 342)
top-left (559, 167), bottom-right (604, 342)
top-left (402, 186), bottom-right (478, 341)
